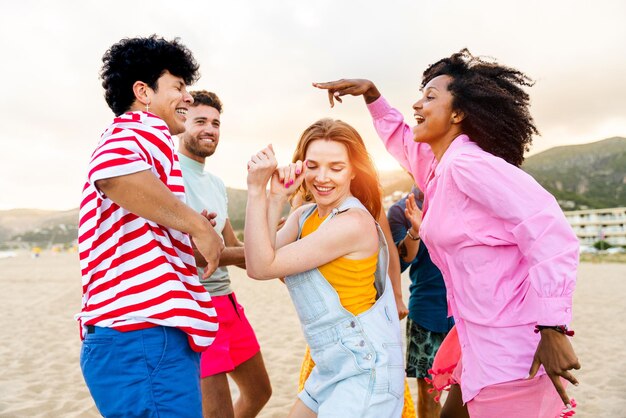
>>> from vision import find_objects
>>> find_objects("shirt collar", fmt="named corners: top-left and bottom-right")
top-left (114, 111), bottom-right (170, 132)
top-left (177, 152), bottom-right (205, 174)
top-left (434, 134), bottom-right (472, 176)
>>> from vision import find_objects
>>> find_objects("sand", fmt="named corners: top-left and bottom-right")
top-left (0, 251), bottom-right (624, 417)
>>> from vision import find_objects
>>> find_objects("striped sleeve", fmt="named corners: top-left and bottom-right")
top-left (88, 130), bottom-right (152, 190)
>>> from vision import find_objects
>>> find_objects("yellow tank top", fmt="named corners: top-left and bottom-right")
top-left (301, 208), bottom-right (378, 315)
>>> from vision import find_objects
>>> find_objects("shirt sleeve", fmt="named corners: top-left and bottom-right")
top-left (87, 131), bottom-right (152, 196)
top-left (367, 96), bottom-right (436, 192)
top-left (449, 152), bottom-right (579, 325)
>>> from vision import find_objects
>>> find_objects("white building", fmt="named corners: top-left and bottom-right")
top-left (563, 207), bottom-right (626, 246)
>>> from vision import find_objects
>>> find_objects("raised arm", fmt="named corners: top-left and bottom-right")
top-left (313, 79), bottom-right (435, 191)
top-left (377, 209), bottom-right (408, 320)
top-left (244, 146), bottom-right (378, 280)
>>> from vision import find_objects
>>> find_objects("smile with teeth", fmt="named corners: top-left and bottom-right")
top-left (200, 137), bottom-right (215, 143)
top-left (176, 108), bottom-right (187, 116)
top-left (415, 114), bottom-right (425, 124)
top-left (314, 185), bottom-right (334, 193)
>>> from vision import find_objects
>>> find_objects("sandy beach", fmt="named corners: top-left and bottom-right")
top-left (0, 251), bottom-right (624, 417)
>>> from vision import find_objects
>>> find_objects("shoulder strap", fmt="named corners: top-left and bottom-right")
top-left (296, 204), bottom-right (319, 239)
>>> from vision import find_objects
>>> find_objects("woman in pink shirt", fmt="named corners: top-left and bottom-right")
top-left (314, 49), bottom-right (580, 418)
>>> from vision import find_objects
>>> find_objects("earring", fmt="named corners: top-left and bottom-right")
top-left (145, 103), bottom-right (150, 112)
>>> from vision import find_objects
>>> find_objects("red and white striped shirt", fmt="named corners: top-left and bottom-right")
top-left (76, 111), bottom-right (217, 352)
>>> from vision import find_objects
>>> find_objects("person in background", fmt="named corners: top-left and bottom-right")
top-left (178, 90), bottom-right (271, 418)
top-left (388, 185), bottom-right (454, 418)
top-left (77, 35), bottom-right (223, 418)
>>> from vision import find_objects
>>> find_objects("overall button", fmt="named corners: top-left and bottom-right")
top-left (364, 353), bottom-right (373, 360)
top-left (359, 340), bottom-right (365, 347)
top-left (350, 321), bottom-right (356, 328)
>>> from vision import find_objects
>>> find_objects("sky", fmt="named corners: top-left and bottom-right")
top-left (0, 0), bottom-right (625, 210)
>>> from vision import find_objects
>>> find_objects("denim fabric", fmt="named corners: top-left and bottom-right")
top-left (80, 325), bottom-right (202, 417)
top-left (286, 197), bottom-right (404, 417)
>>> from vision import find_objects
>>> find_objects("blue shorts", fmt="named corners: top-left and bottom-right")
top-left (80, 325), bottom-right (202, 417)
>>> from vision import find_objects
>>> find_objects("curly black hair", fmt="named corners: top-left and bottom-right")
top-left (100, 35), bottom-right (200, 116)
top-left (190, 90), bottom-right (223, 113)
top-left (422, 49), bottom-right (538, 167)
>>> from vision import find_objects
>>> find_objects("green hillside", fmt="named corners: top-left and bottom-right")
top-left (522, 137), bottom-right (626, 210)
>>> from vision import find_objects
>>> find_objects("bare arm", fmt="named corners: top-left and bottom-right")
top-left (244, 146), bottom-right (377, 280)
top-left (378, 209), bottom-right (408, 320)
top-left (219, 219), bottom-right (246, 268)
top-left (96, 170), bottom-right (223, 276)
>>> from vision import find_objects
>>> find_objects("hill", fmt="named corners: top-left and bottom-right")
top-left (2, 136), bottom-right (624, 245)
top-left (377, 136), bottom-right (626, 210)
top-left (521, 137), bottom-right (626, 209)
top-left (0, 208), bottom-right (79, 247)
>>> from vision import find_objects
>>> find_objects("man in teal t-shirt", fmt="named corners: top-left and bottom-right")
top-left (178, 91), bottom-right (271, 418)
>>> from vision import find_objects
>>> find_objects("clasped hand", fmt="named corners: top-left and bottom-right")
top-left (247, 144), bottom-right (306, 196)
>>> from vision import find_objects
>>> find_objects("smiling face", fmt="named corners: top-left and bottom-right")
top-left (146, 71), bottom-right (193, 135)
top-left (411, 74), bottom-right (464, 154)
top-left (178, 104), bottom-right (221, 163)
top-left (304, 139), bottom-right (354, 212)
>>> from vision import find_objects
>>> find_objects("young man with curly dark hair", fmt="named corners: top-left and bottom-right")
top-left (177, 90), bottom-right (272, 417)
top-left (76, 35), bottom-right (224, 417)
top-left (314, 49), bottom-right (581, 418)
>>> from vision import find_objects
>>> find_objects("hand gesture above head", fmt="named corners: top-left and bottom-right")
top-left (312, 79), bottom-right (381, 107)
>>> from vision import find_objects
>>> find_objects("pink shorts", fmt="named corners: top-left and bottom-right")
top-left (200, 293), bottom-right (260, 378)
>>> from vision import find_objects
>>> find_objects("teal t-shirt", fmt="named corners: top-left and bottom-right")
top-left (178, 153), bottom-right (232, 296)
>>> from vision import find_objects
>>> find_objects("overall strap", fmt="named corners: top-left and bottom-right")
top-left (296, 196), bottom-right (368, 238)
top-left (296, 204), bottom-right (319, 239)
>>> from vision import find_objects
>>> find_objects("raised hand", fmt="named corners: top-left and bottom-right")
top-left (247, 145), bottom-right (278, 191)
top-left (270, 161), bottom-right (306, 199)
top-left (312, 79), bottom-right (381, 107)
top-left (404, 193), bottom-right (423, 237)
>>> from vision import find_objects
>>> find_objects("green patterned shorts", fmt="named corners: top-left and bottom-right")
top-left (405, 318), bottom-right (448, 379)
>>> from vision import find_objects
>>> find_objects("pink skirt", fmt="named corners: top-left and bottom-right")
top-left (427, 325), bottom-right (576, 417)
top-left (467, 374), bottom-right (573, 418)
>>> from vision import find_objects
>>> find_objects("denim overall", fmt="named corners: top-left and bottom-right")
top-left (286, 197), bottom-right (404, 417)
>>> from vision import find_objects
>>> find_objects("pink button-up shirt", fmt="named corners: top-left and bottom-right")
top-left (368, 96), bottom-right (578, 402)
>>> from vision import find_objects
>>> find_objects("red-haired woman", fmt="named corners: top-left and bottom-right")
top-left (245, 119), bottom-right (404, 417)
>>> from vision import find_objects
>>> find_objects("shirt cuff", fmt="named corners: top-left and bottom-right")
top-left (366, 96), bottom-right (392, 119)
top-left (536, 296), bottom-right (573, 325)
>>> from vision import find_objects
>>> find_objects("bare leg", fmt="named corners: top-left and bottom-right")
top-left (201, 372), bottom-right (235, 418)
top-left (229, 352), bottom-right (272, 418)
top-left (416, 377), bottom-right (441, 418)
top-left (440, 384), bottom-right (469, 418)
top-left (287, 399), bottom-right (317, 418)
